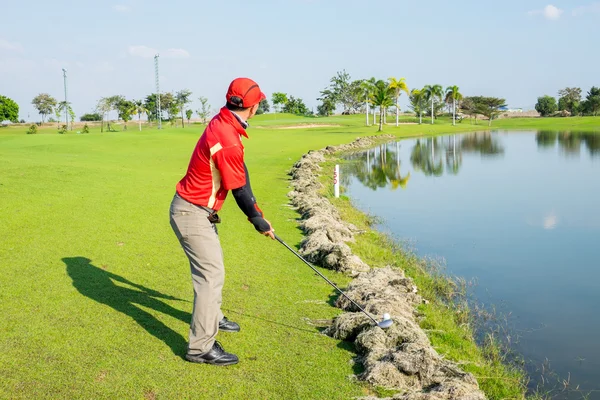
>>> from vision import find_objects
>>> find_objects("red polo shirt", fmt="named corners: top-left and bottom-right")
top-left (176, 107), bottom-right (248, 211)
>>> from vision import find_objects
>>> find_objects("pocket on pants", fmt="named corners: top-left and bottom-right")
top-left (170, 209), bottom-right (193, 239)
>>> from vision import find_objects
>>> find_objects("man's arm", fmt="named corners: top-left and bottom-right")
top-left (231, 164), bottom-right (272, 234)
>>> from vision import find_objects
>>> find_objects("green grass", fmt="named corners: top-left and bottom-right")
top-left (1, 115), bottom-right (598, 399)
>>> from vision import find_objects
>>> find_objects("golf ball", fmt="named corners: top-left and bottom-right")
top-left (382, 313), bottom-right (390, 321)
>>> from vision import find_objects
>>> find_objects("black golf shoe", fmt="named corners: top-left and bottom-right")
top-left (185, 342), bottom-right (239, 366)
top-left (219, 316), bottom-right (240, 332)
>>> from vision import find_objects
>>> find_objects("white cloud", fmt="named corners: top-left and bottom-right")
top-left (113, 4), bottom-right (130, 12)
top-left (572, 2), bottom-right (600, 16)
top-left (128, 45), bottom-right (158, 58)
top-left (0, 38), bottom-right (24, 52)
top-left (528, 4), bottom-right (564, 20)
top-left (164, 48), bottom-right (190, 59)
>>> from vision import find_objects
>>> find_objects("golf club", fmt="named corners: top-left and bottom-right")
top-left (275, 234), bottom-right (393, 329)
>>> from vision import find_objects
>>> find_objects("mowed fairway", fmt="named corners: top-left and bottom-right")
top-left (0, 121), bottom-right (369, 399)
top-left (0, 115), bottom-right (453, 400)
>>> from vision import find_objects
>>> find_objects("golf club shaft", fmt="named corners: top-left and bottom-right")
top-left (275, 234), bottom-right (379, 325)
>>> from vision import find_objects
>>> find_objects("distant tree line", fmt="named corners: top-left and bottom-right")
top-left (535, 87), bottom-right (600, 117)
top-left (311, 71), bottom-right (506, 130)
top-left (3, 79), bottom-right (600, 133)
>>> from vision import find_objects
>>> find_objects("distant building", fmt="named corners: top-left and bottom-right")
top-left (499, 106), bottom-right (523, 112)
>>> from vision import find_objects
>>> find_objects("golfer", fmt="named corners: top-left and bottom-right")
top-left (170, 77), bottom-right (274, 366)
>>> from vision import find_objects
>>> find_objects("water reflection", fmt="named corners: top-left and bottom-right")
top-left (536, 131), bottom-right (600, 157)
top-left (341, 130), bottom-right (600, 395)
top-left (343, 142), bottom-right (411, 190)
top-left (344, 132), bottom-right (504, 190)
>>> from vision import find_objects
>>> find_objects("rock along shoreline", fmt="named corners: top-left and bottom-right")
top-left (287, 135), bottom-right (487, 400)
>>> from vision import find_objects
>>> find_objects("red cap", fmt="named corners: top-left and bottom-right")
top-left (226, 77), bottom-right (266, 108)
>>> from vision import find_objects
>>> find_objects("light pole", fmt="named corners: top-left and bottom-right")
top-left (62, 68), bottom-right (68, 129)
top-left (154, 54), bottom-right (162, 129)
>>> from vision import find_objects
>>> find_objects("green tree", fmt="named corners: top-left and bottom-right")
top-left (256, 99), bottom-right (270, 115)
top-left (282, 96), bottom-right (310, 116)
top-left (57, 101), bottom-right (74, 131)
top-left (31, 93), bottom-right (57, 123)
top-left (584, 87), bottom-right (600, 116)
top-left (176, 89), bottom-right (192, 127)
top-left (347, 80), bottom-right (365, 114)
top-left (196, 97), bottom-right (212, 124)
top-left (535, 95), bottom-right (558, 117)
top-left (0, 95), bottom-right (19, 123)
top-left (161, 92), bottom-right (179, 124)
top-left (460, 96), bottom-right (485, 124)
top-left (103, 95), bottom-right (125, 131)
top-left (144, 94), bottom-right (159, 124)
top-left (68, 107), bottom-right (76, 131)
top-left (134, 100), bottom-right (148, 131)
top-left (96, 98), bottom-right (112, 132)
top-left (557, 87), bottom-right (581, 115)
top-left (54, 107), bottom-right (61, 128)
top-left (272, 92), bottom-right (288, 113)
top-left (370, 80), bottom-right (394, 132)
top-left (409, 89), bottom-right (426, 124)
top-left (326, 70), bottom-right (355, 113)
top-left (116, 99), bottom-right (135, 130)
top-left (185, 109), bottom-right (193, 125)
top-left (80, 113), bottom-right (102, 121)
top-left (317, 97), bottom-right (335, 116)
top-left (445, 86), bottom-right (463, 126)
top-left (317, 88), bottom-right (337, 115)
top-left (388, 77), bottom-right (409, 126)
top-left (479, 97), bottom-right (507, 126)
top-left (423, 84), bottom-right (443, 124)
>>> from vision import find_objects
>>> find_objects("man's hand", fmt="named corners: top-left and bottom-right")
top-left (261, 219), bottom-right (275, 240)
top-left (249, 216), bottom-right (275, 240)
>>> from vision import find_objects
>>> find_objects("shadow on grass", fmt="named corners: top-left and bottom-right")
top-left (222, 308), bottom-right (318, 334)
top-left (63, 256), bottom-right (191, 357)
top-left (337, 340), bottom-right (364, 376)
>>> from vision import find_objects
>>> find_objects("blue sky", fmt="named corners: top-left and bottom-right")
top-left (1, 0), bottom-right (599, 120)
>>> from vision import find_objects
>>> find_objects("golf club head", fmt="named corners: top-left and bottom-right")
top-left (377, 315), bottom-right (393, 329)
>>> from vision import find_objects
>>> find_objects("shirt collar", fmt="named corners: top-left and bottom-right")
top-left (218, 107), bottom-right (249, 138)
top-left (230, 111), bottom-right (249, 129)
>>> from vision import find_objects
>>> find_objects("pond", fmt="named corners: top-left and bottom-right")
top-left (341, 131), bottom-right (600, 397)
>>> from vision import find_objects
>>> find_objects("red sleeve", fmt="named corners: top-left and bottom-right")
top-left (213, 144), bottom-right (247, 190)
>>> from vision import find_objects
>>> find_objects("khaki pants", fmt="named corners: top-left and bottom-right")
top-left (169, 193), bottom-right (224, 355)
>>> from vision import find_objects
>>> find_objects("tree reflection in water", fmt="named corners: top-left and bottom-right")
top-left (535, 131), bottom-right (600, 158)
top-left (343, 132), bottom-right (507, 191)
top-left (343, 142), bottom-right (410, 191)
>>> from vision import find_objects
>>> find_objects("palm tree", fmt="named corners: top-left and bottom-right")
top-left (176, 89), bottom-right (192, 128)
top-left (134, 100), bottom-right (148, 132)
top-left (409, 89), bottom-right (426, 124)
top-left (388, 77), bottom-right (409, 127)
top-left (445, 86), bottom-right (463, 126)
top-left (360, 78), bottom-right (377, 126)
top-left (423, 84), bottom-right (443, 125)
top-left (370, 80), bottom-right (395, 132)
